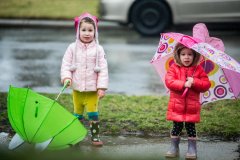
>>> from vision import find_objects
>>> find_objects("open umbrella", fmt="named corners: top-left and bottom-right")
top-left (7, 81), bottom-right (87, 150)
top-left (151, 23), bottom-right (240, 105)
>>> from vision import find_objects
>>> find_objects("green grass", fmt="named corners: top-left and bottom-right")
top-left (1, 92), bottom-right (240, 139)
top-left (0, 0), bottom-right (99, 19)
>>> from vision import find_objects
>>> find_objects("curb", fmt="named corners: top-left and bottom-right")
top-left (0, 19), bottom-right (120, 29)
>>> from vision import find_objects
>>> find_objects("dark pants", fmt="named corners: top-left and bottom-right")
top-left (171, 121), bottom-right (196, 137)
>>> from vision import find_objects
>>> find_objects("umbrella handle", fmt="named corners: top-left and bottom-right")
top-left (62, 79), bottom-right (70, 91)
top-left (181, 88), bottom-right (189, 98)
top-left (181, 68), bottom-right (197, 98)
top-left (55, 80), bottom-right (70, 101)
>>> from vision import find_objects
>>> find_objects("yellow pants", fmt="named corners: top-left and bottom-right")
top-left (72, 90), bottom-right (99, 120)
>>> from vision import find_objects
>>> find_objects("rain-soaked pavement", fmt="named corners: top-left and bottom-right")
top-left (78, 136), bottom-right (240, 160)
top-left (0, 22), bottom-right (240, 96)
top-left (0, 134), bottom-right (239, 160)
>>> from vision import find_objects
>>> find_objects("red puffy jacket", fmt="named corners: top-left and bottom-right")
top-left (165, 63), bottom-right (211, 123)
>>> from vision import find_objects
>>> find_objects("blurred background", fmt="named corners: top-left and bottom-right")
top-left (0, 0), bottom-right (240, 96)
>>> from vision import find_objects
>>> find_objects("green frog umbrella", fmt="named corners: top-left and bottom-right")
top-left (7, 81), bottom-right (87, 150)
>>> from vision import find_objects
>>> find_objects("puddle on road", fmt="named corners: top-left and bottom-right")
top-left (78, 136), bottom-right (239, 160)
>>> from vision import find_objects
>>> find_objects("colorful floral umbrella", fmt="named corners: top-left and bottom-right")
top-left (151, 23), bottom-right (240, 105)
top-left (8, 83), bottom-right (87, 150)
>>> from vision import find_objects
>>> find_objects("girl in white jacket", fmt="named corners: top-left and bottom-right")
top-left (61, 12), bottom-right (108, 146)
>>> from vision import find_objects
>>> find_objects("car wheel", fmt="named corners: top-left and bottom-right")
top-left (130, 0), bottom-right (171, 36)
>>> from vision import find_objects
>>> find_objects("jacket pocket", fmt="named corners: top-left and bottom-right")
top-left (173, 99), bottom-right (185, 114)
top-left (187, 102), bottom-right (199, 114)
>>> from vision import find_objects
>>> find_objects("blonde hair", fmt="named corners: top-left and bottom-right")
top-left (173, 43), bottom-right (201, 66)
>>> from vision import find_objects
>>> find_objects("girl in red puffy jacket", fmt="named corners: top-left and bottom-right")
top-left (165, 43), bottom-right (211, 159)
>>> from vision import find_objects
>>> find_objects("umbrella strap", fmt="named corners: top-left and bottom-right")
top-left (180, 35), bottom-right (198, 45)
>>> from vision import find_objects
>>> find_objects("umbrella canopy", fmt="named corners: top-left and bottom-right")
top-left (151, 23), bottom-right (240, 105)
top-left (7, 86), bottom-right (87, 150)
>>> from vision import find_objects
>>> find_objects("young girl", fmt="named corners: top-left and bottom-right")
top-left (165, 43), bottom-right (211, 159)
top-left (61, 13), bottom-right (108, 146)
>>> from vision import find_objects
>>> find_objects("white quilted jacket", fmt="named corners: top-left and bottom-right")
top-left (61, 40), bottom-right (108, 91)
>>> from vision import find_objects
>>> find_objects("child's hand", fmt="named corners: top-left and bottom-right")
top-left (187, 77), bottom-right (194, 84)
top-left (97, 89), bottom-right (105, 99)
top-left (184, 80), bottom-right (192, 88)
top-left (63, 78), bottom-right (72, 87)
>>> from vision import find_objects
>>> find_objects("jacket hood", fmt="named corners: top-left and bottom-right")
top-left (174, 43), bottom-right (201, 67)
top-left (74, 12), bottom-right (99, 42)
top-left (71, 13), bottom-right (101, 73)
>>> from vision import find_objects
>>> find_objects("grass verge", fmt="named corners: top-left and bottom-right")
top-left (1, 92), bottom-right (240, 140)
top-left (0, 0), bottom-right (99, 19)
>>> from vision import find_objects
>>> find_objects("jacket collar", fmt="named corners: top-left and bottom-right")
top-left (76, 40), bottom-right (96, 49)
top-left (174, 63), bottom-right (197, 71)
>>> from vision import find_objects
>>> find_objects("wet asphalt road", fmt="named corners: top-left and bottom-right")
top-left (0, 22), bottom-right (240, 96)
top-left (0, 25), bottom-right (162, 95)
top-left (77, 136), bottom-right (239, 160)
top-left (0, 135), bottom-right (239, 160)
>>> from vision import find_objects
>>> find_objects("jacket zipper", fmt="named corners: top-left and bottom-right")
top-left (184, 67), bottom-right (189, 120)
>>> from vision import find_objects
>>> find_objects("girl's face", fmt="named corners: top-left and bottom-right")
top-left (79, 21), bottom-right (95, 43)
top-left (179, 48), bottom-right (194, 67)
